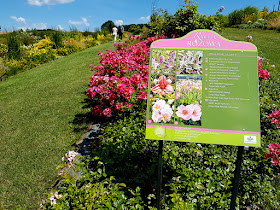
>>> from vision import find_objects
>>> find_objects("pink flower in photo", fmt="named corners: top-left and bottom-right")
top-left (221, 6), bottom-right (225, 10)
top-left (151, 75), bottom-right (174, 96)
top-left (189, 104), bottom-right (202, 121)
top-left (176, 105), bottom-right (192, 120)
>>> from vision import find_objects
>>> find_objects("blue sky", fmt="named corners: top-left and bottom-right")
top-left (0, 0), bottom-right (279, 31)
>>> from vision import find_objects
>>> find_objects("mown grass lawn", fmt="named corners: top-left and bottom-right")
top-left (0, 42), bottom-right (115, 209)
top-left (221, 28), bottom-right (280, 66)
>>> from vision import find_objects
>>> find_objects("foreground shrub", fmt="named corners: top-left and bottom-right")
top-left (86, 35), bottom-right (164, 117)
top-left (41, 157), bottom-right (148, 209)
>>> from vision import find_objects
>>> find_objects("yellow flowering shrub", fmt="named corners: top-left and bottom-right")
top-left (57, 38), bottom-right (86, 56)
top-left (97, 34), bottom-right (105, 40)
top-left (0, 44), bottom-right (8, 57)
top-left (6, 58), bottom-right (36, 71)
top-left (23, 36), bottom-right (57, 64)
top-left (80, 35), bottom-right (95, 47)
top-left (243, 11), bottom-right (280, 24)
top-left (0, 58), bottom-right (9, 80)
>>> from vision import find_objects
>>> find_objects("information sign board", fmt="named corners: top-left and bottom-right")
top-left (145, 29), bottom-right (261, 147)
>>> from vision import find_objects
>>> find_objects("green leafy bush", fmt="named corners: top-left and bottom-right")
top-left (7, 34), bottom-right (21, 60)
top-left (228, 9), bottom-right (245, 26)
top-left (148, 1), bottom-right (222, 37)
top-left (42, 160), bottom-right (149, 209)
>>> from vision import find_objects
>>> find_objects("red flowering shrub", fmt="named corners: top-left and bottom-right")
top-left (264, 143), bottom-right (280, 165)
top-left (86, 35), bottom-right (164, 117)
top-left (269, 110), bottom-right (280, 128)
top-left (258, 59), bottom-right (270, 80)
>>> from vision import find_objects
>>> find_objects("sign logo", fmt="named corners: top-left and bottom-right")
top-left (244, 135), bottom-right (257, 144)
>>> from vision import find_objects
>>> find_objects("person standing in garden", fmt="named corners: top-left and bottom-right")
top-left (112, 25), bottom-right (118, 43)
top-left (118, 24), bottom-right (124, 41)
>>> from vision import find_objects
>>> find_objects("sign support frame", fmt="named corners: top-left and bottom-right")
top-left (156, 140), bottom-right (163, 210)
top-left (230, 146), bottom-right (245, 210)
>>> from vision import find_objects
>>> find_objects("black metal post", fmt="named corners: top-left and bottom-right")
top-left (230, 146), bottom-right (244, 210)
top-left (156, 140), bottom-right (163, 210)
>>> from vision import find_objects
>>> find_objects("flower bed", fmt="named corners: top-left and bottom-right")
top-left (0, 30), bottom-right (117, 81)
top-left (41, 34), bottom-right (280, 209)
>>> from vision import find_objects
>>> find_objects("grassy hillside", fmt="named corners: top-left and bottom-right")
top-left (0, 42), bottom-right (115, 209)
top-left (221, 28), bottom-right (280, 66)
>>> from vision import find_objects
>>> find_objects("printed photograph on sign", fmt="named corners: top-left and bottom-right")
top-left (150, 74), bottom-right (176, 99)
top-left (177, 50), bottom-right (203, 74)
top-left (175, 75), bottom-right (202, 102)
top-left (148, 98), bottom-right (175, 124)
top-left (151, 50), bottom-right (176, 74)
top-left (174, 100), bottom-right (202, 126)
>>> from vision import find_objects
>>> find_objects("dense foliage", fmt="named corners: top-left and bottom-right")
top-left (148, 1), bottom-right (223, 38)
top-left (227, 6), bottom-right (280, 30)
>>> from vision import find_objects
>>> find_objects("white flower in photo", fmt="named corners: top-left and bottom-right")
top-left (152, 99), bottom-right (166, 113)
top-left (151, 99), bottom-right (173, 123)
top-left (152, 111), bottom-right (163, 123)
top-left (168, 99), bottom-right (174, 105)
top-left (161, 105), bottom-right (173, 123)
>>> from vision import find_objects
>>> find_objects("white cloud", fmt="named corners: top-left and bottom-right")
top-left (18, 27), bottom-right (28, 31)
top-left (11, 16), bottom-right (26, 24)
top-left (28, 0), bottom-right (75, 6)
top-left (32, 23), bottom-right (48, 29)
top-left (69, 17), bottom-right (90, 27)
top-left (57, 25), bottom-right (63, 30)
top-left (115, 20), bottom-right (123, 26)
top-left (140, 16), bottom-right (150, 21)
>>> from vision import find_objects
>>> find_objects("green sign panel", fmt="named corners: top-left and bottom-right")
top-left (145, 29), bottom-right (261, 147)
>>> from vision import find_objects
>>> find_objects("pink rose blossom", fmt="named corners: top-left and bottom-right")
top-left (189, 104), bottom-right (202, 121)
top-left (176, 105), bottom-right (192, 120)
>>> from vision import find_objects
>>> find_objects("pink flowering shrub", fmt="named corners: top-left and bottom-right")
top-left (264, 144), bottom-right (280, 165)
top-left (269, 110), bottom-right (280, 128)
top-left (86, 35), bottom-right (164, 117)
top-left (258, 59), bottom-right (270, 80)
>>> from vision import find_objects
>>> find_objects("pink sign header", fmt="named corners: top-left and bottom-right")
top-left (151, 30), bottom-right (257, 51)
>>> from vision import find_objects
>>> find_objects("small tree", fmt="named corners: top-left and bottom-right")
top-left (7, 34), bottom-right (21, 60)
top-left (148, 0), bottom-right (222, 38)
top-left (101, 20), bottom-right (114, 33)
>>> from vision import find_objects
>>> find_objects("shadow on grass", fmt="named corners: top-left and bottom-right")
top-left (70, 93), bottom-right (112, 133)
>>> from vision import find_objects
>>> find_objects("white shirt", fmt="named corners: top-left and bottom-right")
top-left (112, 27), bottom-right (117, 35)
